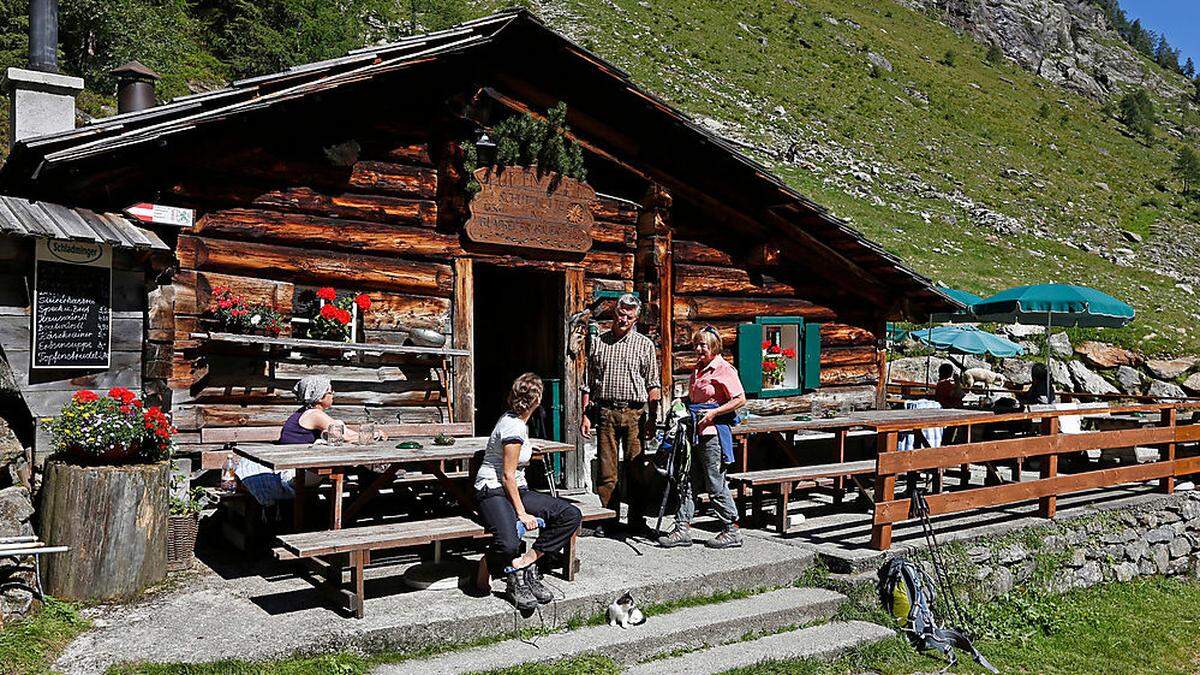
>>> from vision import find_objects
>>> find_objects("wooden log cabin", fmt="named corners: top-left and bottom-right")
top-left (0, 10), bottom-right (957, 484)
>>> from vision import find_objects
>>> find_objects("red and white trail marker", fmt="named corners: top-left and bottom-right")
top-left (124, 203), bottom-right (194, 228)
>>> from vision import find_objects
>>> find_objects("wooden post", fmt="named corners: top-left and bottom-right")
top-left (1038, 416), bottom-right (1060, 518)
top-left (870, 431), bottom-right (898, 550)
top-left (330, 471), bottom-right (345, 529)
top-left (350, 549), bottom-right (365, 619)
top-left (563, 269), bottom-right (587, 489)
top-left (452, 259), bottom-right (474, 430)
top-left (1160, 407), bottom-right (1177, 494)
top-left (872, 319), bottom-right (888, 409)
top-left (635, 184), bottom-right (673, 409)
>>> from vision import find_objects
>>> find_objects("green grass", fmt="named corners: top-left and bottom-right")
top-left (727, 576), bottom-right (1200, 674)
top-left (526, 0), bottom-right (1200, 355)
top-left (0, 598), bottom-right (91, 675)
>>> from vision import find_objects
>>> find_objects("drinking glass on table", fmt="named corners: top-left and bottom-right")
top-left (358, 422), bottom-right (375, 446)
top-left (323, 421), bottom-right (345, 445)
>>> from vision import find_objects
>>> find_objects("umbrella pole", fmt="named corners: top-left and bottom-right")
top-left (1045, 312), bottom-right (1053, 401)
top-left (925, 314), bottom-right (933, 392)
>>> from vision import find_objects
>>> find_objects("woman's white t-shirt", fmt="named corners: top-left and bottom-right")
top-left (474, 413), bottom-right (532, 490)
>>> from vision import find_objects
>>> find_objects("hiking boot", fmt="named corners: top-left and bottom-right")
top-left (657, 524), bottom-right (693, 548)
top-left (524, 565), bottom-right (554, 605)
top-left (505, 569), bottom-right (538, 611)
top-left (705, 526), bottom-right (743, 549)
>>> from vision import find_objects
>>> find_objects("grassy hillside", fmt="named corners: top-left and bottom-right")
top-left (525, 0), bottom-right (1200, 355)
top-left (2, 0), bottom-right (1198, 354)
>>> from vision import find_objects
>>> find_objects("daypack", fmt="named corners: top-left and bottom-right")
top-left (877, 556), bottom-right (998, 673)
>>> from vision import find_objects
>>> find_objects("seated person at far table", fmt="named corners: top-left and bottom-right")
top-left (473, 373), bottom-right (583, 611)
top-left (279, 375), bottom-right (360, 444)
top-left (234, 375), bottom-right (360, 507)
top-left (1016, 363), bottom-right (1056, 407)
top-left (933, 363), bottom-right (965, 409)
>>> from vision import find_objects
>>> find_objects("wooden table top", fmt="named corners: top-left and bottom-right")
top-left (732, 408), bottom-right (991, 436)
top-left (234, 436), bottom-right (573, 471)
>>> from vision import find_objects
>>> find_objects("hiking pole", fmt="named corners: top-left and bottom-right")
top-left (654, 428), bottom-right (677, 534)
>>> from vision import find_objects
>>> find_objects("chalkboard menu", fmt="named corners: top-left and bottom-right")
top-left (33, 239), bottom-right (112, 369)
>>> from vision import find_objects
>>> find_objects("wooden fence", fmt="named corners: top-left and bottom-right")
top-left (867, 403), bottom-right (1200, 549)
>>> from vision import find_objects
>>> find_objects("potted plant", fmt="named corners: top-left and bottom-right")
top-left (168, 483), bottom-right (210, 572)
top-left (40, 388), bottom-right (179, 601)
top-left (209, 285), bottom-right (286, 336)
top-left (309, 287), bottom-right (371, 342)
top-left (761, 340), bottom-right (796, 390)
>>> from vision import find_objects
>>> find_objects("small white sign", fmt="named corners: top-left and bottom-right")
top-left (125, 202), bottom-right (194, 228)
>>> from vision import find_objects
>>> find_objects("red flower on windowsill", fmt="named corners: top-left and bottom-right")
top-left (319, 304), bottom-right (340, 320)
top-left (316, 287), bottom-right (338, 301)
top-left (782, 348), bottom-right (796, 359)
top-left (761, 340), bottom-right (772, 350)
top-left (354, 293), bottom-right (372, 311)
top-left (768, 344), bottom-right (782, 355)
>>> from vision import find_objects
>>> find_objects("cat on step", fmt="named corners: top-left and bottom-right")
top-left (607, 591), bottom-right (646, 628)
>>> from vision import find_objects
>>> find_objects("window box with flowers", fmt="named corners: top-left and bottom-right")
top-left (305, 287), bottom-right (371, 343)
top-left (208, 286), bottom-right (287, 337)
top-left (735, 317), bottom-right (822, 398)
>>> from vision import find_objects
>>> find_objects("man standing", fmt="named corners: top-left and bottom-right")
top-left (580, 293), bottom-right (660, 537)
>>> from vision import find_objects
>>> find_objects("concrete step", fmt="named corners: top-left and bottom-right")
top-left (625, 620), bottom-right (895, 675)
top-left (376, 587), bottom-right (847, 674)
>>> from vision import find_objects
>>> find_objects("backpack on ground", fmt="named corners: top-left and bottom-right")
top-left (877, 556), bottom-right (998, 673)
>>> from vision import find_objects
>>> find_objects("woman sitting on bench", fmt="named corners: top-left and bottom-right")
top-left (474, 373), bottom-right (583, 611)
top-left (279, 375), bottom-right (360, 444)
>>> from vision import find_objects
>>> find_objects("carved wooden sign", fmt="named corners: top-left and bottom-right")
top-left (466, 166), bottom-right (595, 253)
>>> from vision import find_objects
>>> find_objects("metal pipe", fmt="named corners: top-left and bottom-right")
top-left (28, 0), bottom-right (58, 72)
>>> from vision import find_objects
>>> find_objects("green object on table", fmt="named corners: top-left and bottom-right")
top-left (794, 414), bottom-right (812, 421)
top-left (396, 440), bottom-right (423, 449)
top-left (432, 433), bottom-right (455, 446)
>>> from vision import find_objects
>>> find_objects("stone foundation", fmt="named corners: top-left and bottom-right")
top-left (0, 417), bottom-right (36, 621)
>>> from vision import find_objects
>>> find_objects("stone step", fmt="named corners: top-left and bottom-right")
top-left (376, 587), bottom-right (847, 674)
top-left (625, 620), bottom-right (895, 675)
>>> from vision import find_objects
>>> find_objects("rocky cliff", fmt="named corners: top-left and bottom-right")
top-left (907, 0), bottom-right (1191, 101)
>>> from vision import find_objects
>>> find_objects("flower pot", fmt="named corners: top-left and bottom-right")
top-left (66, 440), bottom-right (142, 463)
top-left (40, 459), bottom-right (169, 602)
top-left (167, 514), bottom-right (199, 572)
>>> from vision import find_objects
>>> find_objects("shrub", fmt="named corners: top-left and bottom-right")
top-left (985, 43), bottom-right (1004, 65)
top-left (1119, 88), bottom-right (1157, 142)
top-left (939, 49), bottom-right (956, 67)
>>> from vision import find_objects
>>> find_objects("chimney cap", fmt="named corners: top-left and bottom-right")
top-left (111, 61), bottom-right (160, 81)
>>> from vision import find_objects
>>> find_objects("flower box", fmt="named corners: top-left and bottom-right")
top-left (736, 317), bottom-right (823, 398)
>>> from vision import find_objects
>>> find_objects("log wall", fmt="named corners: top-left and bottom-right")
top-left (163, 135), bottom-right (640, 456)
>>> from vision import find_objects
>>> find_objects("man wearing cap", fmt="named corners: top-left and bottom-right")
top-left (580, 293), bottom-right (661, 538)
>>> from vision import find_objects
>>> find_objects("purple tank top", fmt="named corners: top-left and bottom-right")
top-left (278, 409), bottom-right (321, 445)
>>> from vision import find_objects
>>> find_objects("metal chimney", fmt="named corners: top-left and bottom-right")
top-left (28, 0), bottom-right (58, 72)
top-left (111, 61), bottom-right (160, 114)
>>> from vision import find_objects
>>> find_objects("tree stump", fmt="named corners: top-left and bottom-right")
top-left (40, 459), bottom-right (169, 602)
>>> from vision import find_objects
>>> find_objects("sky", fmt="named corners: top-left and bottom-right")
top-left (1120, 1), bottom-right (1200, 70)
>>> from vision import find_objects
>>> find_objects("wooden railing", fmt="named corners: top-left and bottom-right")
top-left (886, 379), bottom-right (1200, 404)
top-left (867, 403), bottom-right (1200, 549)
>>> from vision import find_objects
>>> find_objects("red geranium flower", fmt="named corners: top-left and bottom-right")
top-left (782, 348), bottom-right (796, 359)
top-left (762, 361), bottom-right (777, 373)
top-left (768, 344), bottom-right (782, 355)
top-left (336, 308), bottom-right (352, 324)
top-left (73, 390), bottom-right (99, 404)
top-left (354, 293), bottom-right (371, 311)
top-left (316, 287), bottom-right (337, 301)
top-left (217, 299), bottom-right (233, 310)
top-left (108, 387), bottom-right (137, 404)
top-left (319, 304), bottom-right (339, 320)
top-left (761, 340), bottom-right (772, 350)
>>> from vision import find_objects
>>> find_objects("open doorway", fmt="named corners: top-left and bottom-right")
top-left (473, 265), bottom-right (565, 440)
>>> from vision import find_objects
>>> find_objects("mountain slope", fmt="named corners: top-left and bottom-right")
top-left (523, 0), bottom-right (1200, 355)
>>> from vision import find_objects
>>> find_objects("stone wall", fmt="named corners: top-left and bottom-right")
top-left (0, 416), bottom-right (36, 621)
top-left (908, 491), bottom-right (1200, 603)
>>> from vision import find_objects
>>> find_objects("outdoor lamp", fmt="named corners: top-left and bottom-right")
top-left (475, 129), bottom-right (497, 165)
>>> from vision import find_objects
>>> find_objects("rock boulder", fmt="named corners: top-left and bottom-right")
top-left (1048, 332), bottom-right (1072, 358)
top-left (1148, 380), bottom-right (1188, 401)
top-left (1002, 359), bottom-right (1034, 387)
top-left (1115, 365), bottom-right (1144, 395)
top-left (1075, 341), bottom-right (1140, 369)
top-left (1183, 373), bottom-right (1200, 395)
top-left (888, 356), bottom-right (952, 385)
top-left (1146, 358), bottom-right (1197, 380)
top-left (1068, 360), bottom-right (1118, 395)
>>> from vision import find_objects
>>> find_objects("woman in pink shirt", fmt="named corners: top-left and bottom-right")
top-left (658, 326), bottom-right (746, 549)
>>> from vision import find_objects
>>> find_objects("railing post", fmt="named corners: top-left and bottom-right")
top-left (1038, 416), bottom-right (1060, 518)
top-left (1160, 407), bottom-right (1177, 495)
top-left (870, 431), bottom-right (898, 550)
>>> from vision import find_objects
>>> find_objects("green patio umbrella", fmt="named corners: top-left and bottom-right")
top-left (908, 325), bottom-right (1025, 358)
top-left (930, 288), bottom-right (985, 323)
top-left (972, 284), bottom-right (1135, 399)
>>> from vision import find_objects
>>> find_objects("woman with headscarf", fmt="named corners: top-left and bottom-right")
top-left (279, 374), bottom-right (359, 444)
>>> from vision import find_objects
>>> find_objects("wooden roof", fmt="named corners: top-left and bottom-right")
top-left (0, 9), bottom-right (958, 318)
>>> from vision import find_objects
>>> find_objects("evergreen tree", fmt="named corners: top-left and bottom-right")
top-left (1119, 87), bottom-right (1157, 143)
top-left (1186, 58), bottom-right (1197, 80)
top-left (1174, 146), bottom-right (1200, 195)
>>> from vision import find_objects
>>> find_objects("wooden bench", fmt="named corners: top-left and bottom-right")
top-left (729, 460), bottom-right (876, 533)
top-left (276, 501), bottom-right (614, 617)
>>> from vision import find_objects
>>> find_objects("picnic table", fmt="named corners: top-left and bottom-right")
top-left (234, 437), bottom-right (573, 530)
